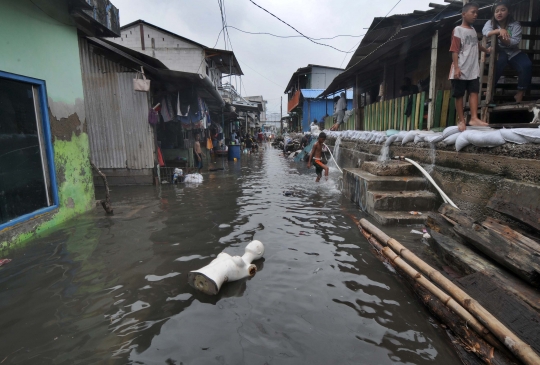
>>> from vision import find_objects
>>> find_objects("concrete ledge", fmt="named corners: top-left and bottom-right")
top-left (362, 161), bottom-right (419, 176)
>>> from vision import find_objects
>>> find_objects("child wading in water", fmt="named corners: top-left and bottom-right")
top-left (449, 2), bottom-right (491, 131)
top-left (307, 132), bottom-right (329, 182)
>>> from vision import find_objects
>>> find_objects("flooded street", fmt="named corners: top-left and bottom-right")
top-left (0, 146), bottom-right (460, 365)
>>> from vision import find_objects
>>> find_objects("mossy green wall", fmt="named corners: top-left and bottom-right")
top-left (0, 0), bottom-right (95, 249)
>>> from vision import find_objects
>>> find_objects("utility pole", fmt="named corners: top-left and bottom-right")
top-left (280, 96), bottom-right (283, 135)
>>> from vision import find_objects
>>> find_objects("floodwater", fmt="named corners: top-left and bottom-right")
top-left (0, 145), bottom-right (461, 365)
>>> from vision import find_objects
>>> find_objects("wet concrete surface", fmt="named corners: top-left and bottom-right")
top-left (0, 145), bottom-right (461, 364)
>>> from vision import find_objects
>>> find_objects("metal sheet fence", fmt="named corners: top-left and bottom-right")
top-left (79, 37), bottom-right (154, 169)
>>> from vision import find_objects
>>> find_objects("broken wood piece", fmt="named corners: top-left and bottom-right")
top-left (439, 203), bottom-right (475, 227)
top-left (428, 229), bottom-right (540, 314)
top-left (359, 218), bottom-right (540, 365)
top-left (453, 222), bottom-right (540, 287)
top-left (487, 180), bottom-right (540, 232)
top-left (457, 272), bottom-right (540, 355)
top-left (482, 217), bottom-right (540, 253)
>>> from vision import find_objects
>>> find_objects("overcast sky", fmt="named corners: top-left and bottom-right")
top-left (112, 0), bottom-right (433, 119)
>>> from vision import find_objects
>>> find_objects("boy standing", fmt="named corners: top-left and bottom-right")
top-left (193, 134), bottom-right (203, 173)
top-left (449, 2), bottom-right (491, 131)
top-left (307, 132), bottom-right (329, 182)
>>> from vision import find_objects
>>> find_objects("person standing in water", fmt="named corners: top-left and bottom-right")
top-left (193, 134), bottom-right (203, 173)
top-left (307, 132), bottom-right (329, 182)
top-left (482, 0), bottom-right (531, 103)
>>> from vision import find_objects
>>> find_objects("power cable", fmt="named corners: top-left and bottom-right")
top-left (226, 25), bottom-right (365, 40)
top-left (247, 0), bottom-right (356, 53)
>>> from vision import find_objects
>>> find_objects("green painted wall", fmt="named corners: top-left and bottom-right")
top-left (0, 0), bottom-right (95, 249)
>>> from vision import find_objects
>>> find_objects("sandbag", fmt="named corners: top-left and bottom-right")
top-left (513, 128), bottom-right (540, 143)
top-left (455, 131), bottom-right (472, 151)
top-left (442, 132), bottom-right (460, 146)
top-left (466, 130), bottom-right (505, 147)
top-left (386, 129), bottom-right (400, 136)
top-left (425, 133), bottom-right (444, 143)
top-left (442, 126), bottom-right (460, 139)
top-left (413, 134), bottom-right (424, 144)
top-left (402, 130), bottom-right (419, 145)
top-left (385, 134), bottom-right (398, 146)
top-left (500, 128), bottom-right (528, 144)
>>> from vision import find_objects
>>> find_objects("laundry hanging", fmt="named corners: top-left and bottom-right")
top-left (176, 92), bottom-right (190, 117)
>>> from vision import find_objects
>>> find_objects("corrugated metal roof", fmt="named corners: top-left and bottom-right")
top-left (80, 37), bottom-right (155, 170)
top-left (300, 89), bottom-right (352, 99)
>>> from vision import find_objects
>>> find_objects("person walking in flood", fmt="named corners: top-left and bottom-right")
top-left (330, 92), bottom-right (347, 131)
top-left (449, 2), bottom-right (491, 131)
top-left (307, 132), bottom-right (329, 182)
top-left (482, 0), bottom-right (532, 103)
top-left (193, 134), bottom-right (203, 173)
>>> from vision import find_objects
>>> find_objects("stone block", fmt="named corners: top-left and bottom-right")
top-left (361, 161), bottom-right (419, 176)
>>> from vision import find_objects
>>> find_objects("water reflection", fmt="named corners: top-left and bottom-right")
top-left (0, 145), bottom-right (460, 364)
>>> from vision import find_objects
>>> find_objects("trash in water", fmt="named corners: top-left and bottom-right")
top-left (184, 173), bottom-right (203, 184)
top-left (409, 211), bottom-right (422, 215)
top-left (422, 228), bottom-right (431, 239)
top-left (283, 191), bottom-right (293, 196)
top-left (410, 229), bottom-right (423, 235)
top-left (313, 267), bottom-right (322, 274)
top-left (218, 224), bottom-right (230, 229)
top-left (188, 240), bottom-right (265, 295)
top-left (0, 259), bottom-right (11, 267)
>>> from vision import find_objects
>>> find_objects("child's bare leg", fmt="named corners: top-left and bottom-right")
top-left (455, 97), bottom-right (466, 131)
top-left (515, 90), bottom-right (524, 103)
top-left (469, 93), bottom-right (489, 127)
top-left (316, 174), bottom-right (321, 182)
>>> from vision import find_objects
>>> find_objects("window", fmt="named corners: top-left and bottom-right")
top-left (0, 71), bottom-right (58, 228)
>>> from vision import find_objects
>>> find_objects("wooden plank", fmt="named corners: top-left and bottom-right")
top-left (419, 92), bottom-right (426, 130)
top-left (393, 98), bottom-right (398, 130)
top-left (482, 217), bottom-right (540, 252)
top-left (448, 97), bottom-right (456, 127)
top-left (487, 181), bottom-right (540, 231)
top-left (428, 229), bottom-right (540, 313)
top-left (382, 101), bottom-right (387, 131)
top-left (409, 94), bottom-right (416, 131)
top-left (483, 34), bottom-right (497, 120)
top-left (414, 92), bottom-right (421, 129)
top-left (440, 90), bottom-right (451, 128)
top-left (398, 97), bottom-right (403, 130)
top-left (453, 222), bottom-right (540, 286)
top-left (427, 30), bottom-right (438, 130)
top-left (457, 272), bottom-right (540, 355)
top-left (434, 90), bottom-right (443, 128)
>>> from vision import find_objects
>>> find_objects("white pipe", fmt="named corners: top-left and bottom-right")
top-left (323, 143), bottom-right (343, 174)
top-left (403, 157), bottom-right (459, 209)
top-left (188, 240), bottom-right (265, 295)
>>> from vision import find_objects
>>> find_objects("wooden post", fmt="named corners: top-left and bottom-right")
top-left (482, 35), bottom-right (497, 121)
top-left (427, 30), bottom-right (438, 130)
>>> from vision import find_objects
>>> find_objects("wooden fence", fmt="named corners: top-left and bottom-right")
top-left (323, 112), bottom-right (356, 131)
top-left (364, 91), bottom-right (457, 131)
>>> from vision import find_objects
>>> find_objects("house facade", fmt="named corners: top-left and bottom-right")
top-left (0, 0), bottom-right (120, 249)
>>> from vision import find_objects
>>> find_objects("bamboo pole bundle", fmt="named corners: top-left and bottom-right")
top-left (359, 218), bottom-right (540, 365)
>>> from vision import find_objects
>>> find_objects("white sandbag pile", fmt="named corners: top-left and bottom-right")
top-left (323, 125), bottom-right (540, 151)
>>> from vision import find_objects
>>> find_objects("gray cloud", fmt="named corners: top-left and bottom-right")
top-left (113, 0), bottom-right (433, 117)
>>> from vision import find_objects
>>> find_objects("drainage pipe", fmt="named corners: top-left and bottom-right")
top-left (395, 156), bottom-right (458, 209)
top-left (359, 218), bottom-right (540, 365)
top-left (323, 143), bottom-right (343, 174)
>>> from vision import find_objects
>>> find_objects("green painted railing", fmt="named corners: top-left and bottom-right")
top-left (323, 111), bottom-right (355, 131)
top-left (365, 92), bottom-right (426, 131)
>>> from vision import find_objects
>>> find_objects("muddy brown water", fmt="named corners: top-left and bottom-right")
top-left (0, 145), bottom-right (461, 364)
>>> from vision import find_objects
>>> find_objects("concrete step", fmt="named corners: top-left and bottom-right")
top-left (361, 161), bottom-right (420, 177)
top-left (366, 190), bottom-right (438, 213)
top-left (343, 169), bottom-right (427, 192)
top-left (373, 211), bottom-right (427, 225)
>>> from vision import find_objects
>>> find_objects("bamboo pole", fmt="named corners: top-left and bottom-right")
top-left (359, 218), bottom-right (540, 365)
top-left (427, 30), bottom-right (438, 130)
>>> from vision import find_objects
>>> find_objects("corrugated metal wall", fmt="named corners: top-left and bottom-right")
top-left (302, 99), bottom-right (353, 131)
top-left (79, 37), bottom-right (154, 169)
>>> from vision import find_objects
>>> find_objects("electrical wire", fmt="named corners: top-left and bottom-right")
top-left (226, 25), bottom-right (365, 40)
top-left (247, 0), bottom-right (356, 53)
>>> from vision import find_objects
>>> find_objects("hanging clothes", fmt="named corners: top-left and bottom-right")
top-left (148, 109), bottom-right (158, 125)
top-left (160, 95), bottom-right (174, 122)
top-left (176, 92), bottom-right (190, 117)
